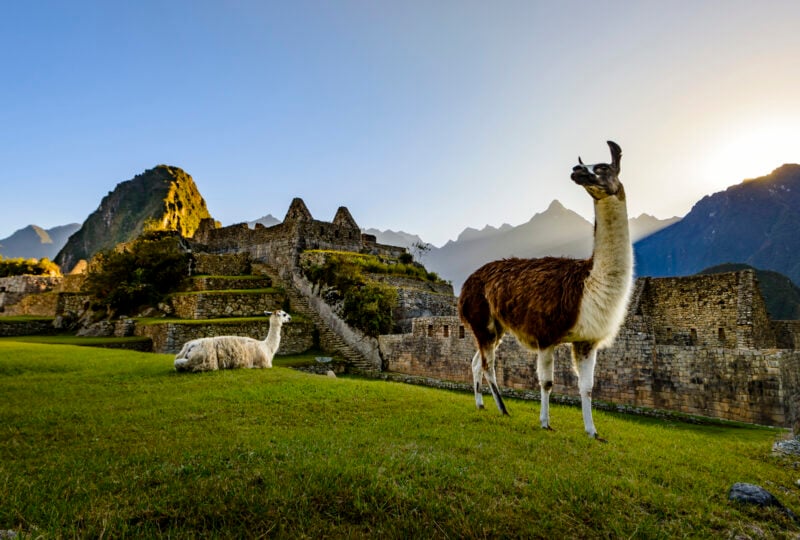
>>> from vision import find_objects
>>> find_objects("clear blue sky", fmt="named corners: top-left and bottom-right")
top-left (2, 1), bottom-right (799, 247)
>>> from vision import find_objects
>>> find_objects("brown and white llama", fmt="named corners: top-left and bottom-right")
top-left (458, 141), bottom-right (633, 440)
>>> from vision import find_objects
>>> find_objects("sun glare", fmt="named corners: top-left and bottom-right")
top-left (703, 121), bottom-right (798, 191)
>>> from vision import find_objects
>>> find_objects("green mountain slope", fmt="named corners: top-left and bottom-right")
top-left (54, 165), bottom-right (213, 272)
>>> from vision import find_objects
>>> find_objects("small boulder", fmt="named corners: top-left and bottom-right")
top-left (326, 370), bottom-right (337, 378)
top-left (728, 482), bottom-right (796, 520)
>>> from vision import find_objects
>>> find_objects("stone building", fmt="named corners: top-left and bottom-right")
top-left (191, 197), bottom-right (405, 278)
top-left (379, 270), bottom-right (800, 429)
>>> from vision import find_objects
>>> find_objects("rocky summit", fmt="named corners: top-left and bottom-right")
top-left (54, 165), bottom-right (214, 272)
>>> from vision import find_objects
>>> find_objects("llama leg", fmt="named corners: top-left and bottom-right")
top-left (573, 342), bottom-right (604, 441)
top-left (537, 347), bottom-right (555, 430)
top-left (471, 351), bottom-right (485, 409)
top-left (483, 345), bottom-right (509, 415)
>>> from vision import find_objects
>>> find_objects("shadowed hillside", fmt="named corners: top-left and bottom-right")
top-left (0, 223), bottom-right (80, 260)
top-left (636, 164), bottom-right (800, 286)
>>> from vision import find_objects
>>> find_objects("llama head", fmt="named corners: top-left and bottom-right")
top-left (265, 310), bottom-right (292, 324)
top-left (571, 141), bottom-right (623, 200)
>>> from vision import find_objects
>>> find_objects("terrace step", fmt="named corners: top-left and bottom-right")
top-left (187, 276), bottom-right (272, 291)
top-left (254, 264), bottom-right (377, 372)
top-left (169, 289), bottom-right (286, 319)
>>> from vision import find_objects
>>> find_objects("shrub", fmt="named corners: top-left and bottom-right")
top-left (0, 256), bottom-right (61, 277)
top-left (342, 283), bottom-right (397, 337)
top-left (83, 231), bottom-right (189, 316)
top-left (302, 251), bottom-right (399, 337)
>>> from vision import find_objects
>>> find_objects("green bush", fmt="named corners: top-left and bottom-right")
top-left (83, 231), bottom-right (189, 316)
top-left (0, 256), bottom-right (61, 277)
top-left (302, 252), bottom-right (399, 336)
top-left (342, 282), bottom-right (397, 337)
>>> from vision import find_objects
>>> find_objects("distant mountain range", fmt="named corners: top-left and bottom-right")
top-left (0, 223), bottom-right (80, 260)
top-left (248, 214), bottom-right (280, 228)
top-left (55, 165), bottom-right (214, 272)
top-left (7, 162), bottom-right (800, 301)
top-left (369, 200), bottom-right (679, 291)
top-left (362, 228), bottom-right (425, 249)
top-left (635, 164), bottom-right (800, 287)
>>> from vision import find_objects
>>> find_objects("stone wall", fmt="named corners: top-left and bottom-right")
top-left (780, 352), bottom-right (800, 433)
top-left (379, 316), bottom-right (482, 379)
top-left (0, 318), bottom-right (55, 336)
top-left (0, 274), bottom-right (86, 316)
top-left (0, 275), bottom-right (60, 314)
top-left (636, 271), bottom-right (775, 348)
top-left (58, 293), bottom-right (93, 315)
top-left (188, 276), bottom-right (272, 291)
top-left (170, 290), bottom-right (287, 319)
top-left (773, 320), bottom-right (800, 350)
top-left (135, 319), bottom-right (315, 355)
top-left (193, 253), bottom-right (252, 276)
top-left (379, 271), bottom-right (800, 427)
top-left (364, 274), bottom-right (456, 333)
top-left (379, 315), bottom-right (795, 426)
top-left (1, 291), bottom-right (60, 317)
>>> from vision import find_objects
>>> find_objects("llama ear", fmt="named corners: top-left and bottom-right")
top-left (607, 141), bottom-right (622, 172)
top-left (578, 156), bottom-right (585, 166)
top-left (264, 311), bottom-right (273, 316)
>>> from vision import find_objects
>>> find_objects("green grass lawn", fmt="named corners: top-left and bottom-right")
top-left (1, 341), bottom-right (799, 538)
top-left (0, 335), bottom-right (151, 346)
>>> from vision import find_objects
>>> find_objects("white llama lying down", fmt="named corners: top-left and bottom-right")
top-left (174, 310), bottom-right (292, 372)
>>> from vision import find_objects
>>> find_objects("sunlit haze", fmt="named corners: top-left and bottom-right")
top-left (1, 1), bottom-right (799, 247)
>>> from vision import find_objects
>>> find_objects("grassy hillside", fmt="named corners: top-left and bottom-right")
top-left (1, 342), bottom-right (799, 537)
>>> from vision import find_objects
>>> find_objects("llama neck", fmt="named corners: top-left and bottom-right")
top-left (589, 193), bottom-right (632, 285)
top-left (264, 322), bottom-right (282, 347)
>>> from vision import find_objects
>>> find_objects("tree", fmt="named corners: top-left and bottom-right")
top-left (0, 256), bottom-right (61, 277)
top-left (410, 241), bottom-right (432, 261)
top-left (83, 232), bottom-right (189, 316)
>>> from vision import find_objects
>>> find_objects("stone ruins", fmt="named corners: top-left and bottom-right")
top-left (2, 198), bottom-right (799, 430)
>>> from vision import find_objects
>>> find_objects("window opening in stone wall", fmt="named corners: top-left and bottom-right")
top-left (690, 328), bottom-right (698, 345)
top-left (718, 327), bottom-right (726, 343)
top-left (427, 325), bottom-right (433, 337)
top-left (443, 325), bottom-right (449, 337)
top-left (459, 326), bottom-right (465, 339)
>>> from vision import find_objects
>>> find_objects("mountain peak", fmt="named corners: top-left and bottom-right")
top-left (54, 165), bottom-right (213, 272)
top-left (635, 164), bottom-right (800, 286)
top-left (0, 223), bottom-right (80, 260)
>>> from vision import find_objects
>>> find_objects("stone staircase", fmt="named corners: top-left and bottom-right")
top-left (253, 263), bottom-right (378, 372)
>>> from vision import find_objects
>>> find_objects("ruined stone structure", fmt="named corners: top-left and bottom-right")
top-left (0, 274), bottom-right (87, 317)
top-left (191, 198), bottom-right (405, 278)
top-left (4, 197), bottom-right (800, 430)
top-left (379, 271), bottom-right (800, 428)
